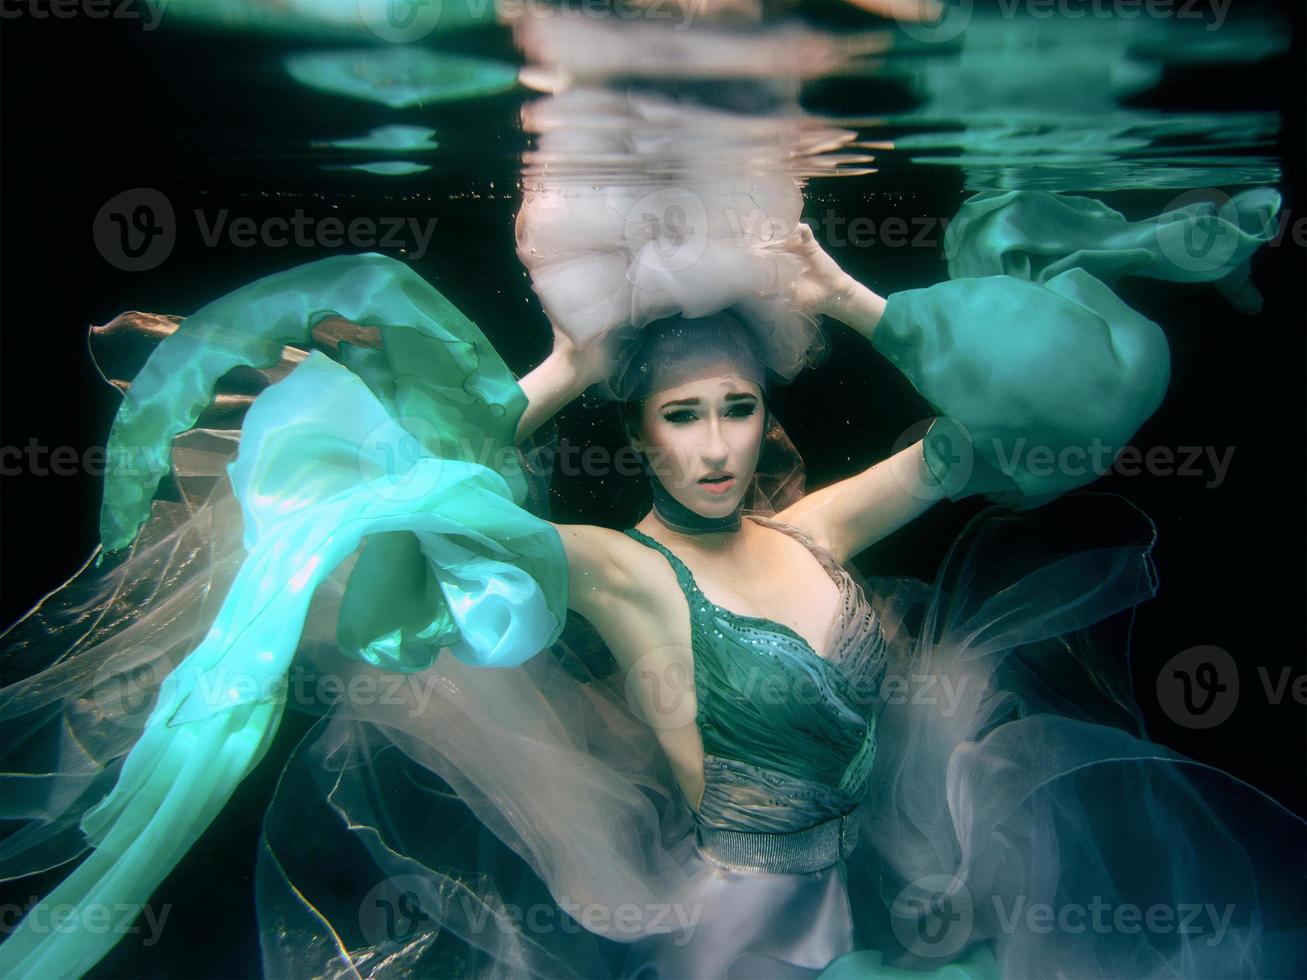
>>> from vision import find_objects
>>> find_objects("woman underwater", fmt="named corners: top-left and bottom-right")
top-left (1, 191), bottom-right (1303, 979)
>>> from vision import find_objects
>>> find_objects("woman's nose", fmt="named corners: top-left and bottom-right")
top-left (701, 419), bottom-right (729, 464)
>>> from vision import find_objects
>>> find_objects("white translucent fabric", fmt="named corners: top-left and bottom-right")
top-left (514, 87), bottom-right (854, 397)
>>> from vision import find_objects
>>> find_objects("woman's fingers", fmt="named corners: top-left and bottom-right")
top-left (843, 0), bottom-right (945, 23)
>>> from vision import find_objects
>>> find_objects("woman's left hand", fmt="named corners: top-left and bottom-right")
top-left (780, 222), bottom-right (854, 319)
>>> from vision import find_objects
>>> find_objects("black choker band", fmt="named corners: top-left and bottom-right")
top-left (649, 473), bottom-right (742, 535)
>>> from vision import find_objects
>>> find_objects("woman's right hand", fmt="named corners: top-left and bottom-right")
top-left (549, 323), bottom-right (614, 390)
top-left (516, 322), bottom-right (616, 445)
top-left (781, 223), bottom-right (857, 320)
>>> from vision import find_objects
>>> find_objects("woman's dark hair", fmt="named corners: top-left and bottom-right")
top-left (604, 309), bottom-right (768, 403)
top-left (617, 399), bottom-right (643, 443)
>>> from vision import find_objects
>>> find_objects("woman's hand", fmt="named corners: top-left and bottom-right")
top-left (549, 323), bottom-right (614, 390)
top-left (781, 223), bottom-right (857, 319)
top-left (781, 222), bottom-right (888, 341)
top-left (515, 323), bottom-right (615, 445)
top-left (842, 0), bottom-right (944, 21)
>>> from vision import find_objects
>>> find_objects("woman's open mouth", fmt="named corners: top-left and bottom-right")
top-left (698, 473), bottom-right (736, 495)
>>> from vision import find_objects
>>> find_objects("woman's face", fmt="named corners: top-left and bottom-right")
top-left (633, 373), bottom-right (765, 519)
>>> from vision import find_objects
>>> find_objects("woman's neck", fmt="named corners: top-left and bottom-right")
top-left (636, 513), bottom-right (753, 556)
top-left (648, 473), bottom-right (742, 535)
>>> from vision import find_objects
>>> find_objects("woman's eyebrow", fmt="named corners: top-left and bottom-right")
top-left (663, 391), bottom-right (758, 410)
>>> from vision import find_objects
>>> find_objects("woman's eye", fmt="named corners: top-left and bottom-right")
top-left (663, 405), bottom-right (758, 423)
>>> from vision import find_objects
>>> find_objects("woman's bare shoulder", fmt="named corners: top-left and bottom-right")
top-left (551, 523), bottom-right (671, 600)
top-left (553, 522), bottom-right (640, 563)
top-left (552, 522), bottom-right (685, 651)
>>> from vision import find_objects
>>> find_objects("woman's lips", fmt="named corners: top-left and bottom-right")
top-left (699, 474), bottom-right (736, 495)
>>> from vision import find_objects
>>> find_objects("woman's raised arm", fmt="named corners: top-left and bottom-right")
top-left (774, 225), bottom-right (946, 561)
top-left (515, 326), bottom-right (613, 444)
top-left (774, 219), bottom-right (1172, 562)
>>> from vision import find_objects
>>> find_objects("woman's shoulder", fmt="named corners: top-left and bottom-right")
top-left (551, 522), bottom-right (689, 655)
top-left (551, 522), bottom-right (679, 598)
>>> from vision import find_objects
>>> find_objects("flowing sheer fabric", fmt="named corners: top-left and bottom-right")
top-left (0, 255), bottom-right (574, 978)
top-left (837, 495), bottom-right (1307, 979)
top-left (514, 86), bottom-right (846, 396)
top-left (2, 185), bottom-right (1302, 979)
top-left (944, 187), bottom-right (1283, 314)
top-left (246, 492), bottom-right (1307, 979)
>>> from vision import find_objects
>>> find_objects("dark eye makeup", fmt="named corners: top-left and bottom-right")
top-left (661, 400), bottom-right (757, 425)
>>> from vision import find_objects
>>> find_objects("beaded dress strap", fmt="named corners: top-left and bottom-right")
top-left (622, 528), bottom-right (704, 603)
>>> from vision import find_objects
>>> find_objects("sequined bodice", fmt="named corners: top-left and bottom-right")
top-left (624, 518), bottom-right (888, 835)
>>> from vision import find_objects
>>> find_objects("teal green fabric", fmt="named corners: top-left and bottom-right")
top-left (879, 8), bottom-right (1286, 191)
top-left (100, 252), bottom-right (525, 555)
top-left (313, 125), bottom-right (440, 153)
top-left (625, 526), bottom-right (880, 829)
top-left (324, 161), bottom-right (432, 176)
top-left (283, 48), bottom-right (518, 109)
top-left (167, 0), bottom-right (496, 39)
top-left (97, 252), bottom-right (535, 673)
top-left (875, 268), bottom-right (1171, 510)
top-left (0, 255), bottom-right (567, 980)
top-left (945, 188), bottom-right (1282, 313)
top-left (875, 188), bottom-right (1279, 509)
top-left (819, 942), bottom-right (1000, 980)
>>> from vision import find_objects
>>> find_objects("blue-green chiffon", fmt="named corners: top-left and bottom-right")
top-left (874, 187), bottom-right (1278, 509)
top-left (0, 188), bottom-right (1287, 979)
top-left (0, 256), bottom-right (567, 980)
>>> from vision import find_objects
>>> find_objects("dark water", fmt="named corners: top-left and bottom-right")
top-left (1, 2), bottom-right (1304, 977)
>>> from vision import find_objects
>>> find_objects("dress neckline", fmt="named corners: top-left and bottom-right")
top-left (624, 518), bottom-right (849, 666)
